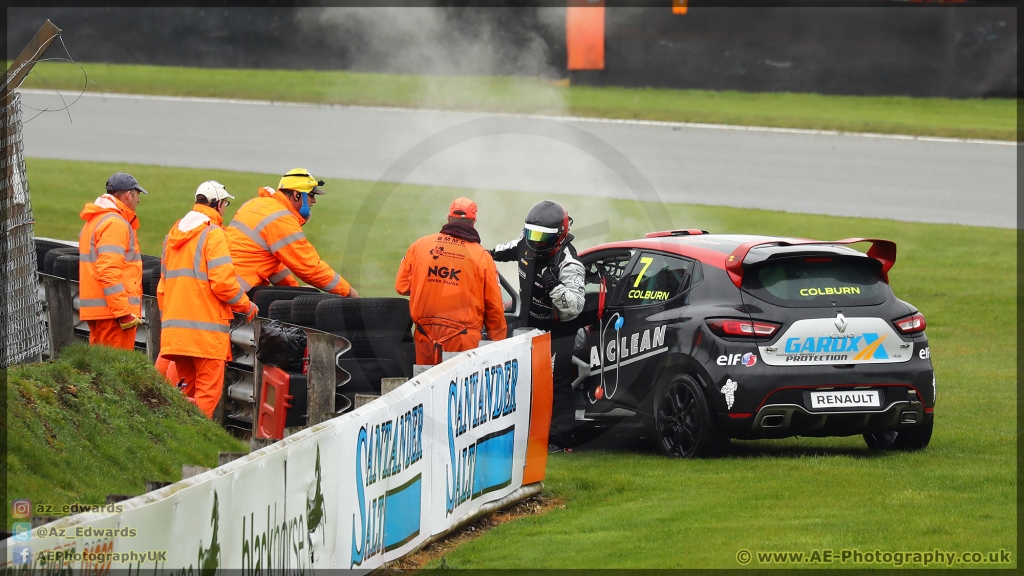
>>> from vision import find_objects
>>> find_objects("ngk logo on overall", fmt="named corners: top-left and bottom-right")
top-left (759, 317), bottom-right (909, 366)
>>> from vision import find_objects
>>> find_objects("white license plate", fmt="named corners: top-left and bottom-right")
top-left (809, 390), bottom-right (881, 409)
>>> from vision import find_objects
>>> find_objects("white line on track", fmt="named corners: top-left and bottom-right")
top-left (19, 88), bottom-right (1016, 147)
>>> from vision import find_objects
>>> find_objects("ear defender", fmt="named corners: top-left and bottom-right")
top-left (299, 193), bottom-right (311, 218)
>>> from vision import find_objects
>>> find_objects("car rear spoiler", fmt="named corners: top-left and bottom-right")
top-left (724, 238), bottom-right (897, 287)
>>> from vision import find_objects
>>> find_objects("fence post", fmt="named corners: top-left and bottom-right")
top-left (306, 332), bottom-right (336, 426)
top-left (42, 276), bottom-right (75, 357)
top-left (142, 296), bottom-right (161, 364)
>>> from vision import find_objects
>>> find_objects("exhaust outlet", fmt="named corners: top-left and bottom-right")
top-left (760, 414), bottom-right (785, 428)
top-left (900, 411), bottom-right (918, 424)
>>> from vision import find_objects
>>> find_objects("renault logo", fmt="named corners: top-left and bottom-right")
top-left (835, 313), bottom-right (848, 333)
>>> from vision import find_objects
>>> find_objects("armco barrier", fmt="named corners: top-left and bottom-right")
top-left (4, 330), bottom-right (552, 572)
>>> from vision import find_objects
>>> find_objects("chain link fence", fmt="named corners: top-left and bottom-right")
top-left (2, 92), bottom-right (47, 367)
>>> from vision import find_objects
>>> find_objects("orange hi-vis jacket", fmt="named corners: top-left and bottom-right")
top-left (225, 187), bottom-right (351, 296)
top-left (78, 194), bottom-right (143, 320)
top-left (158, 204), bottom-right (253, 361)
top-left (396, 230), bottom-right (507, 351)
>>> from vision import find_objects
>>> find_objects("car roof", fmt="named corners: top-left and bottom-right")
top-left (581, 234), bottom-right (869, 271)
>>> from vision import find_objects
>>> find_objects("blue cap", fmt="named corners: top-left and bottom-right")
top-left (105, 172), bottom-right (148, 195)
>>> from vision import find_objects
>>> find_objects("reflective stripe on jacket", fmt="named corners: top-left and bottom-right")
top-left (158, 204), bottom-right (252, 360)
top-left (396, 231), bottom-right (506, 343)
top-left (77, 194), bottom-right (143, 320)
top-left (225, 187), bottom-right (351, 296)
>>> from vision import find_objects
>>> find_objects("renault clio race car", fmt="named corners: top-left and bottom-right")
top-left (567, 231), bottom-right (935, 458)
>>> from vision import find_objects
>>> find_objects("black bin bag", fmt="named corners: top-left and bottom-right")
top-left (256, 320), bottom-right (307, 370)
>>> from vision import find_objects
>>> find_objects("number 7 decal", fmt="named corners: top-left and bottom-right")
top-left (633, 256), bottom-right (654, 287)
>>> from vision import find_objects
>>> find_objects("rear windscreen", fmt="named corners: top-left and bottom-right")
top-left (743, 257), bottom-right (888, 307)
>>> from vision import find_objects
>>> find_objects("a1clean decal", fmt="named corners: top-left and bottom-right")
top-left (759, 315), bottom-right (912, 366)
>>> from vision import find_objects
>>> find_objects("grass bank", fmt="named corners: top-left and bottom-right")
top-left (14, 61), bottom-right (1017, 140)
top-left (23, 158), bottom-right (1016, 567)
top-left (6, 344), bottom-right (248, 528)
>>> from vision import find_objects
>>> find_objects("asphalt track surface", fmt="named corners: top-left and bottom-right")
top-left (20, 90), bottom-right (1017, 229)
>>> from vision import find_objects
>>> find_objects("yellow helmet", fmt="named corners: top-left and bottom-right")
top-left (278, 168), bottom-right (325, 195)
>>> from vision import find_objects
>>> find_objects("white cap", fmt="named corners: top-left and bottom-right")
top-left (195, 180), bottom-right (235, 202)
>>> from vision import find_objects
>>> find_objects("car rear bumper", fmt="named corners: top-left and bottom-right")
top-left (724, 398), bottom-right (931, 439)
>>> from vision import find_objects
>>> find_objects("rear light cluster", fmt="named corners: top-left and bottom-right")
top-left (706, 318), bottom-right (780, 338)
top-left (894, 312), bottom-right (926, 334)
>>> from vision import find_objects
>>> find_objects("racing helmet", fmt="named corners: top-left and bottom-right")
top-left (523, 201), bottom-right (572, 257)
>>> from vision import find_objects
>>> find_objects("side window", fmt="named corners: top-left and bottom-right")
top-left (584, 251), bottom-right (633, 298)
top-left (579, 251), bottom-right (633, 318)
top-left (618, 252), bottom-right (694, 307)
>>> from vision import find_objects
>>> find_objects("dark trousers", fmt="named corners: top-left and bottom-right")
top-left (537, 321), bottom-right (577, 447)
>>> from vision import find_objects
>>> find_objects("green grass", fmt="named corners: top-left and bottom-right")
top-left (14, 61), bottom-right (1017, 141)
top-left (6, 344), bottom-right (248, 528)
top-left (22, 158), bottom-right (1016, 567)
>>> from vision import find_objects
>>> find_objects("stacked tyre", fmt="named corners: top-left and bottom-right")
top-left (52, 254), bottom-right (80, 281)
top-left (289, 294), bottom-right (341, 327)
top-left (314, 298), bottom-right (414, 399)
top-left (35, 239), bottom-right (74, 272)
top-left (43, 247), bottom-right (78, 276)
top-left (247, 286), bottom-right (321, 313)
top-left (141, 256), bottom-right (162, 296)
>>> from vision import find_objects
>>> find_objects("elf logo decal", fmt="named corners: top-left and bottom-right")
top-left (717, 352), bottom-right (757, 367)
top-left (919, 347), bottom-right (930, 359)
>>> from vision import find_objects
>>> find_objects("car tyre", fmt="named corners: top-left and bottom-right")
top-left (314, 297), bottom-right (411, 333)
top-left (290, 294), bottom-right (341, 327)
top-left (863, 416), bottom-right (933, 451)
top-left (43, 247), bottom-right (78, 275)
top-left (268, 300), bottom-right (294, 323)
top-left (248, 286), bottom-right (320, 312)
top-left (651, 374), bottom-right (725, 458)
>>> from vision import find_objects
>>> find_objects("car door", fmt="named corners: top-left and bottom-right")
top-left (586, 250), bottom-right (697, 415)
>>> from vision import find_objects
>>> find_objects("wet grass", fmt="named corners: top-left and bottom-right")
top-left (6, 344), bottom-right (247, 528)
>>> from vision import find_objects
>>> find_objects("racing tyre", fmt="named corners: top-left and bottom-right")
top-left (314, 298), bottom-right (411, 333)
top-left (651, 374), bottom-right (725, 458)
top-left (141, 255), bottom-right (162, 270)
top-left (268, 300), bottom-right (294, 322)
top-left (863, 416), bottom-right (933, 452)
top-left (333, 330), bottom-right (410, 358)
top-left (35, 239), bottom-right (72, 272)
top-left (291, 294), bottom-right (341, 327)
top-left (146, 267), bottom-right (162, 296)
top-left (248, 286), bottom-right (320, 312)
top-left (43, 247), bottom-right (79, 275)
top-left (53, 254), bottom-right (80, 281)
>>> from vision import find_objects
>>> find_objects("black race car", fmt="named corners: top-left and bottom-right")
top-left (568, 231), bottom-right (935, 458)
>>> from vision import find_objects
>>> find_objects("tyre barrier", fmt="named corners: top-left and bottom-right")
top-left (34, 240), bottom-right (414, 431)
